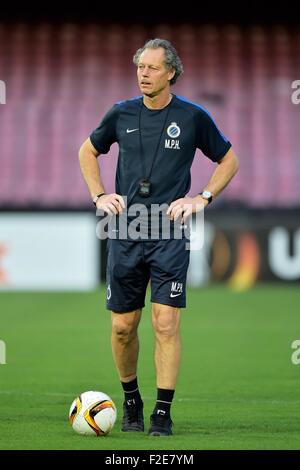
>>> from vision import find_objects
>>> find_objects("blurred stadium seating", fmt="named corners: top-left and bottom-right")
top-left (0, 23), bottom-right (299, 208)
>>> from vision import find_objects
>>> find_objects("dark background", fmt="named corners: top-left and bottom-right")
top-left (1, 3), bottom-right (299, 26)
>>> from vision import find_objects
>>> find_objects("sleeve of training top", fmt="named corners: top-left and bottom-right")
top-left (194, 107), bottom-right (232, 162)
top-left (89, 104), bottom-right (120, 154)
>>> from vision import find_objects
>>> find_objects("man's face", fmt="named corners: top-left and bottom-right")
top-left (137, 47), bottom-right (175, 97)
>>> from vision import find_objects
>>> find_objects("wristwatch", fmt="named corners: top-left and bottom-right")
top-left (200, 190), bottom-right (213, 204)
top-left (93, 193), bottom-right (106, 206)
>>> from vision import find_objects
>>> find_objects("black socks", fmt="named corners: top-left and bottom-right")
top-left (153, 388), bottom-right (175, 418)
top-left (121, 377), bottom-right (142, 406)
top-left (121, 381), bottom-right (175, 417)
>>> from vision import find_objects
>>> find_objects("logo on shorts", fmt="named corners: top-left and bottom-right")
top-left (107, 285), bottom-right (111, 300)
top-left (170, 281), bottom-right (183, 298)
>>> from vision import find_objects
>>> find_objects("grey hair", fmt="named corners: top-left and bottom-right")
top-left (133, 38), bottom-right (183, 85)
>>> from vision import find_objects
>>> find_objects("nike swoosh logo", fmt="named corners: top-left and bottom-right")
top-left (126, 128), bottom-right (139, 133)
top-left (170, 292), bottom-right (182, 298)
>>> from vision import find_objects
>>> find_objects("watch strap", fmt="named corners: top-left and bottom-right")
top-left (93, 192), bottom-right (106, 206)
top-left (199, 191), bottom-right (213, 204)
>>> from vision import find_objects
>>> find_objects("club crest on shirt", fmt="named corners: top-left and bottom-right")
top-left (165, 122), bottom-right (181, 149)
top-left (167, 122), bottom-right (180, 138)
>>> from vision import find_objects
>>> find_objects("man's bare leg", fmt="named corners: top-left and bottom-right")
top-left (111, 309), bottom-right (142, 382)
top-left (111, 309), bottom-right (144, 432)
top-left (149, 302), bottom-right (181, 436)
top-left (152, 303), bottom-right (181, 389)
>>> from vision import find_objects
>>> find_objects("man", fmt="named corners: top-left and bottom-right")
top-left (79, 38), bottom-right (239, 436)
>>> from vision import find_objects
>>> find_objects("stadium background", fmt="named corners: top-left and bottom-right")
top-left (0, 4), bottom-right (299, 450)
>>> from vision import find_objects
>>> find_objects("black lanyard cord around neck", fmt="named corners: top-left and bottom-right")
top-left (138, 99), bottom-right (172, 181)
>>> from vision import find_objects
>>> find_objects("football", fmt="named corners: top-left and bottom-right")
top-left (69, 390), bottom-right (117, 436)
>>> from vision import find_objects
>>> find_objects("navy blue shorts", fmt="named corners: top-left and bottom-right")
top-left (106, 238), bottom-right (190, 313)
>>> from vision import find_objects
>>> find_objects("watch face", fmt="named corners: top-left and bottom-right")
top-left (202, 191), bottom-right (212, 199)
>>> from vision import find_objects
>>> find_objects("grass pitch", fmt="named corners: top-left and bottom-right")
top-left (0, 285), bottom-right (299, 450)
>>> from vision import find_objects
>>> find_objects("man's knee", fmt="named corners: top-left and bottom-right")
top-left (111, 310), bottom-right (140, 343)
top-left (152, 304), bottom-right (180, 337)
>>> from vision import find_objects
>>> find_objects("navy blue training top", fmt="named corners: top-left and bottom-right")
top-left (90, 94), bottom-right (231, 210)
